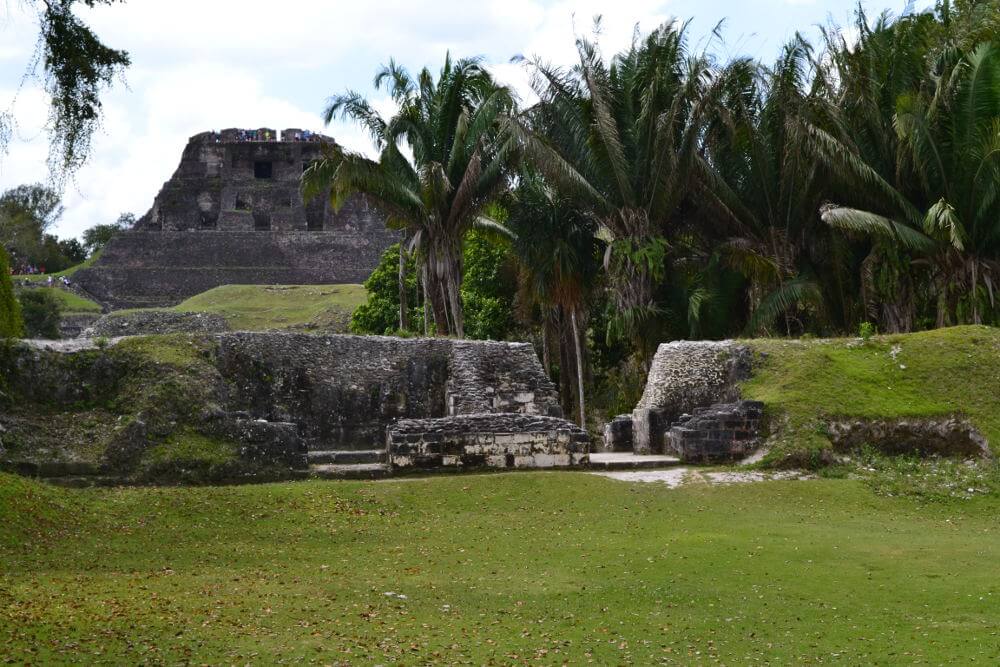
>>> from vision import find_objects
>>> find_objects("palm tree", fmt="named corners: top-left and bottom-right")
top-left (810, 29), bottom-right (1000, 326)
top-left (303, 55), bottom-right (517, 337)
top-left (513, 20), bottom-right (718, 356)
top-left (506, 173), bottom-right (602, 427)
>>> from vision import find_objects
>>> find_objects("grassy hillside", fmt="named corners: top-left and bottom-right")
top-left (15, 286), bottom-right (102, 314)
top-left (110, 284), bottom-right (367, 332)
top-left (1, 473), bottom-right (998, 663)
top-left (744, 325), bottom-right (1000, 466)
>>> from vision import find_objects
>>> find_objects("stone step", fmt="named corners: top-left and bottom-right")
top-left (307, 449), bottom-right (386, 465)
top-left (588, 452), bottom-right (682, 470)
top-left (309, 463), bottom-right (391, 480)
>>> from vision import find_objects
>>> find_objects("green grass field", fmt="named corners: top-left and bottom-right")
top-left (110, 284), bottom-right (368, 331)
top-left (2, 471), bottom-right (998, 663)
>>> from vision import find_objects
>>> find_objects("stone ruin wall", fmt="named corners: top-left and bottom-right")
top-left (75, 129), bottom-right (398, 309)
top-left (214, 332), bottom-right (565, 455)
top-left (0, 332), bottom-right (582, 476)
top-left (603, 340), bottom-right (759, 462)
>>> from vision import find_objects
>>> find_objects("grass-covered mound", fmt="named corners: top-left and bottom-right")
top-left (744, 325), bottom-right (1000, 467)
top-left (108, 284), bottom-right (367, 332)
top-left (16, 286), bottom-right (102, 314)
top-left (1, 473), bottom-right (998, 663)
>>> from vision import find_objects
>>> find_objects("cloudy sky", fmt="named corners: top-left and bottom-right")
top-left (0, 0), bottom-right (926, 240)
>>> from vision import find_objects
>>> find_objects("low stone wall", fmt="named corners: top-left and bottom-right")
top-left (86, 311), bottom-right (229, 337)
top-left (387, 413), bottom-right (590, 470)
top-left (827, 417), bottom-right (991, 458)
top-left (630, 341), bottom-right (751, 454)
top-left (666, 400), bottom-right (764, 462)
top-left (214, 332), bottom-right (561, 452)
top-left (59, 313), bottom-right (101, 338)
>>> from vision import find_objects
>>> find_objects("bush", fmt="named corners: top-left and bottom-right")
top-left (0, 248), bottom-right (24, 337)
top-left (18, 289), bottom-right (62, 339)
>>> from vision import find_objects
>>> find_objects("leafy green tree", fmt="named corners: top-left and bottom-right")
top-left (18, 289), bottom-right (61, 339)
top-left (350, 243), bottom-right (421, 336)
top-left (0, 248), bottom-right (24, 338)
top-left (58, 238), bottom-right (87, 264)
top-left (305, 54), bottom-right (517, 337)
top-left (814, 37), bottom-right (1000, 326)
top-left (1, 0), bottom-right (130, 180)
top-left (82, 212), bottom-right (134, 256)
top-left (460, 230), bottom-right (516, 341)
top-left (0, 183), bottom-right (77, 270)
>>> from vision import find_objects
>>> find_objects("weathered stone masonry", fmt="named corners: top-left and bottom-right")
top-left (75, 129), bottom-right (398, 309)
top-left (1, 333), bottom-right (588, 477)
top-left (388, 414), bottom-right (589, 470)
top-left (213, 332), bottom-right (581, 470)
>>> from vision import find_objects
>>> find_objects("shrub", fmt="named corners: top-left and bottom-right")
top-left (18, 289), bottom-right (62, 339)
top-left (0, 248), bottom-right (24, 337)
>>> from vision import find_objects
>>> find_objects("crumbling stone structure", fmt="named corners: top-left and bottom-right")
top-left (388, 414), bottom-right (589, 470)
top-left (605, 340), bottom-right (760, 462)
top-left (75, 129), bottom-right (397, 308)
top-left (0, 332), bottom-right (587, 481)
top-left (631, 340), bottom-right (752, 455)
top-left (665, 400), bottom-right (764, 462)
top-left (215, 333), bottom-right (564, 456)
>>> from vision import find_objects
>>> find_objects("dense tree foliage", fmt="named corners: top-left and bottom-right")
top-left (18, 289), bottom-right (62, 339)
top-left (0, 184), bottom-right (82, 272)
top-left (82, 212), bottom-right (135, 256)
top-left (313, 0), bottom-right (999, 418)
top-left (0, 248), bottom-right (24, 338)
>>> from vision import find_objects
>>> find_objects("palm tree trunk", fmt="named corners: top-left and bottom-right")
top-left (570, 307), bottom-right (586, 429)
top-left (446, 269), bottom-right (464, 338)
top-left (421, 264), bottom-right (432, 336)
top-left (541, 316), bottom-right (551, 377)
top-left (398, 242), bottom-right (409, 331)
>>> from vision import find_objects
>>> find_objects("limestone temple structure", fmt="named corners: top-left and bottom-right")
top-left (75, 128), bottom-right (398, 309)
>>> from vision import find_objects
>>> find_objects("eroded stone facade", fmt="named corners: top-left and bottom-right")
top-left (75, 129), bottom-right (398, 308)
top-left (388, 413), bottom-right (590, 470)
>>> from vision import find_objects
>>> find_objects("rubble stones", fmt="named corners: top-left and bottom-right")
top-left (86, 310), bottom-right (229, 337)
top-left (666, 400), bottom-right (764, 462)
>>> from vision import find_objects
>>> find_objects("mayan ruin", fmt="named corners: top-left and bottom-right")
top-left (2, 1), bottom-right (999, 662)
top-left (74, 129), bottom-right (397, 308)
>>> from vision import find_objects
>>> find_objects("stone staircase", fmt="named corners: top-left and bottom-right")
top-left (306, 447), bottom-right (390, 479)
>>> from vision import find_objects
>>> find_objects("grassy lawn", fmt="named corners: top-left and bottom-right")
top-left (2, 472), bottom-right (999, 663)
top-left (744, 325), bottom-right (1000, 464)
top-left (111, 284), bottom-right (368, 331)
top-left (14, 286), bottom-right (103, 314)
